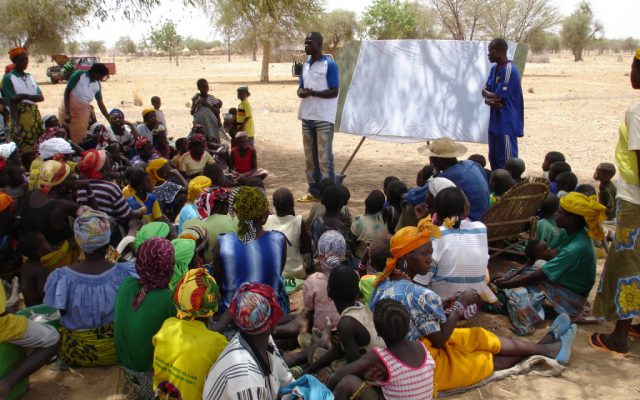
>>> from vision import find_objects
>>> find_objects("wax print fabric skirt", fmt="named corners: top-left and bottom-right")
top-left (12, 102), bottom-right (43, 153)
top-left (593, 199), bottom-right (640, 320)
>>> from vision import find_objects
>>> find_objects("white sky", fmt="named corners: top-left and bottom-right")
top-left (78, 0), bottom-right (640, 46)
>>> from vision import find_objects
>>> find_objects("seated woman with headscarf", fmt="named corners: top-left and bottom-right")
top-left (61, 63), bottom-right (110, 144)
top-left (369, 218), bottom-right (577, 394)
top-left (21, 160), bottom-right (82, 270)
top-left (146, 158), bottom-right (187, 222)
top-left (130, 136), bottom-right (159, 167)
top-left (114, 238), bottom-right (176, 400)
top-left (0, 142), bottom-right (28, 206)
top-left (153, 268), bottom-right (228, 400)
top-left (29, 137), bottom-right (77, 191)
top-left (211, 186), bottom-right (289, 313)
top-left (137, 108), bottom-right (166, 141)
top-left (177, 176), bottom-right (211, 232)
top-left (102, 109), bottom-right (138, 156)
top-left (203, 283), bottom-right (293, 400)
top-left (177, 134), bottom-right (215, 178)
top-left (494, 192), bottom-right (606, 335)
top-left (43, 210), bottom-right (137, 367)
top-left (1, 48), bottom-right (44, 161)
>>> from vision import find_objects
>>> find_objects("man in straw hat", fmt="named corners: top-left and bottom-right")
top-left (420, 137), bottom-right (489, 221)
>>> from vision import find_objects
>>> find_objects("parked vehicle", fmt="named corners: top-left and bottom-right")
top-left (46, 54), bottom-right (117, 84)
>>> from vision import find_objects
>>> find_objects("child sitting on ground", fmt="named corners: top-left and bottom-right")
top-left (416, 165), bottom-right (434, 188)
top-left (541, 151), bottom-right (565, 180)
top-left (494, 239), bottom-right (557, 286)
top-left (382, 176), bottom-right (399, 209)
top-left (382, 180), bottom-right (407, 234)
top-left (489, 169), bottom-right (516, 206)
top-left (337, 184), bottom-right (352, 222)
top-left (328, 298), bottom-right (435, 400)
top-left (18, 231), bottom-right (50, 306)
top-left (468, 154), bottom-right (491, 181)
top-left (505, 157), bottom-right (526, 182)
top-left (229, 131), bottom-right (268, 183)
top-left (576, 183), bottom-right (597, 197)
top-left (305, 264), bottom-right (386, 384)
top-left (311, 186), bottom-right (350, 257)
top-left (548, 161), bottom-right (571, 194)
top-left (537, 193), bottom-right (560, 243)
top-left (171, 138), bottom-right (188, 168)
top-left (359, 237), bottom-right (391, 306)
top-left (555, 171), bottom-right (578, 198)
top-left (350, 190), bottom-right (388, 266)
top-left (593, 162), bottom-right (617, 220)
top-left (127, 168), bottom-right (163, 223)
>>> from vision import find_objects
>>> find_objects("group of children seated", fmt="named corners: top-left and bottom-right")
top-left (0, 109), bottom-right (616, 400)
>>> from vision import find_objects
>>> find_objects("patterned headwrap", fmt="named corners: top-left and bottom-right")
top-left (73, 209), bottom-right (111, 253)
top-left (109, 108), bottom-right (124, 121)
top-left (142, 108), bottom-right (156, 119)
top-left (229, 282), bottom-right (283, 335)
top-left (135, 136), bottom-right (150, 150)
top-left (146, 158), bottom-right (168, 186)
top-left (559, 192), bottom-right (607, 240)
top-left (39, 160), bottom-right (71, 194)
top-left (77, 149), bottom-right (107, 179)
top-left (188, 176), bottom-right (212, 203)
top-left (0, 142), bottom-right (17, 159)
top-left (317, 230), bottom-right (346, 274)
top-left (169, 238), bottom-right (196, 291)
top-left (230, 186), bottom-right (269, 243)
top-left (133, 221), bottom-right (170, 250)
top-left (0, 192), bottom-right (14, 213)
top-left (179, 225), bottom-right (209, 254)
top-left (189, 134), bottom-right (206, 146)
top-left (132, 238), bottom-right (175, 310)
top-left (8, 47), bottom-right (27, 60)
top-left (374, 217), bottom-right (441, 287)
top-left (195, 186), bottom-right (229, 220)
top-left (173, 268), bottom-right (220, 320)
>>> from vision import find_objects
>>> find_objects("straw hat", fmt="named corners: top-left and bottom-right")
top-left (418, 137), bottom-right (467, 158)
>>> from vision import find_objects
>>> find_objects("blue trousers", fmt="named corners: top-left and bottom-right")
top-left (302, 119), bottom-right (335, 196)
top-left (488, 132), bottom-right (518, 170)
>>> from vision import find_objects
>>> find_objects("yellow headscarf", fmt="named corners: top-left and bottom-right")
top-left (635, 48), bottom-right (640, 61)
top-left (39, 160), bottom-right (71, 194)
top-left (142, 108), bottom-right (156, 119)
top-left (146, 158), bottom-right (168, 186)
top-left (559, 192), bottom-right (607, 240)
top-left (374, 217), bottom-right (441, 287)
top-left (187, 176), bottom-right (212, 202)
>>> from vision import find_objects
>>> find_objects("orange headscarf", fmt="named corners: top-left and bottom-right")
top-left (374, 217), bottom-right (441, 287)
top-left (0, 192), bottom-right (13, 213)
top-left (8, 47), bottom-right (27, 60)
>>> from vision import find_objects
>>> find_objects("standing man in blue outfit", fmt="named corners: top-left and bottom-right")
top-left (482, 38), bottom-right (524, 170)
top-left (297, 32), bottom-right (340, 203)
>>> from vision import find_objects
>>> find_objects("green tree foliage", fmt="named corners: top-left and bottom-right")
top-left (429, 0), bottom-right (485, 40)
top-left (183, 37), bottom-right (220, 55)
top-left (0, 0), bottom-right (89, 55)
top-left (560, 1), bottom-right (602, 61)
top-left (361, 0), bottom-right (419, 39)
top-left (115, 36), bottom-right (137, 55)
top-left (149, 20), bottom-right (183, 61)
top-left (82, 40), bottom-right (105, 56)
top-left (483, 0), bottom-right (560, 42)
top-left (202, 0), bottom-right (322, 82)
top-left (66, 41), bottom-right (81, 56)
top-left (621, 37), bottom-right (640, 53)
top-left (317, 9), bottom-right (360, 54)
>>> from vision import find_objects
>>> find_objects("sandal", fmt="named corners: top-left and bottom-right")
top-left (297, 193), bottom-right (319, 203)
top-left (588, 333), bottom-right (629, 354)
top-left (629, 325), bottom-right (640, 338)
top-left (556, 324), bottom-right (577, 365)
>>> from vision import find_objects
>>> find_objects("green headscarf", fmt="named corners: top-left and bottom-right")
top-left (169, 238), bottom-right (196, 291)
top-left (133, 222), bottom-right (170, 251)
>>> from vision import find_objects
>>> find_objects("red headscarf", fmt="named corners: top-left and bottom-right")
top-left (229, 282), bottom-right (283, 335)
top-left (135, 136), bottom-right (150, 150)
top-left (132, 238), bottom-right (175, 310)
top-left (77, 149), bottom-right (107, 179)
top-left (8, 47), bottom-right (26, 60)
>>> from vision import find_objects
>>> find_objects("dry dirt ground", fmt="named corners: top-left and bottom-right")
top-left (17, 52), bottom-right (640, 399)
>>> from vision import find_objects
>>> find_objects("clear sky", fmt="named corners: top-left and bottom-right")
top-left (78, 0), bottom-right (639, 46)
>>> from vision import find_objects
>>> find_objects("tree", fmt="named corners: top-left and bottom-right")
top-left (0, 0), bottom-right (89, 55)
top-left (82, 40), bottom-right (105, 56)
top-left (115, 36), bottom-right (137, 55)
top-left (411, 2), bottom-right (440, 39)
top-left (621, 37), bottom-right (640, 53)
top-left (149, 20), bottom-right (183, 61)
top-left (184, 37), bottom-right (211, 55)
top-left (560, 1), bottom-right (603, 61)
top-left (66, 41), bottom-right (81, 56)
top-left (203, 0), bottom-right (322, 82)
top-left (361, 0), bottom-right (418, 40)
top-left (429, 0), bottom-right (485, 40)
top-left (318, 9), bottom-right (360, 54)
top-left (483, 0), bottom-right (560, 42)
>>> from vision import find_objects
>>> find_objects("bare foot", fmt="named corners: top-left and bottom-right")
top-left (311, 317), bottom-right (333, 350)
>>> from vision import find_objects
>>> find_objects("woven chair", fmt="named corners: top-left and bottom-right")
top-left (482, 177), bottom-right (549, 259)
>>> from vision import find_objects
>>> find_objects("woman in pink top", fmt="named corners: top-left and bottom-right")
top-left (302, 230), bottom-right (345, 331)
top-left (328, 299), bottom-right (435, 400)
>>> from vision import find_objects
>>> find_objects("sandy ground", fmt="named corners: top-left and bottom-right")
top-left (17, 52), bottom-right (640, 399)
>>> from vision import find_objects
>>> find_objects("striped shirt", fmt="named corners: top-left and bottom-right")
top-left (203, 334), bottom-right (293, 400)
top-left (374, 342), bottom-right (435, 400)
top-left (75, 179), bottom-right (131, 220)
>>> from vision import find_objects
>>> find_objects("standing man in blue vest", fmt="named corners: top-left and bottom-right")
top-left (297, 32), bottom-right (339, 202)
top-left (482, 38), bottom-right (524, 170)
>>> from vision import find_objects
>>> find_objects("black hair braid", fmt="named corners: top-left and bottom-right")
top-left (373, 298), bottom-right (410, 345)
